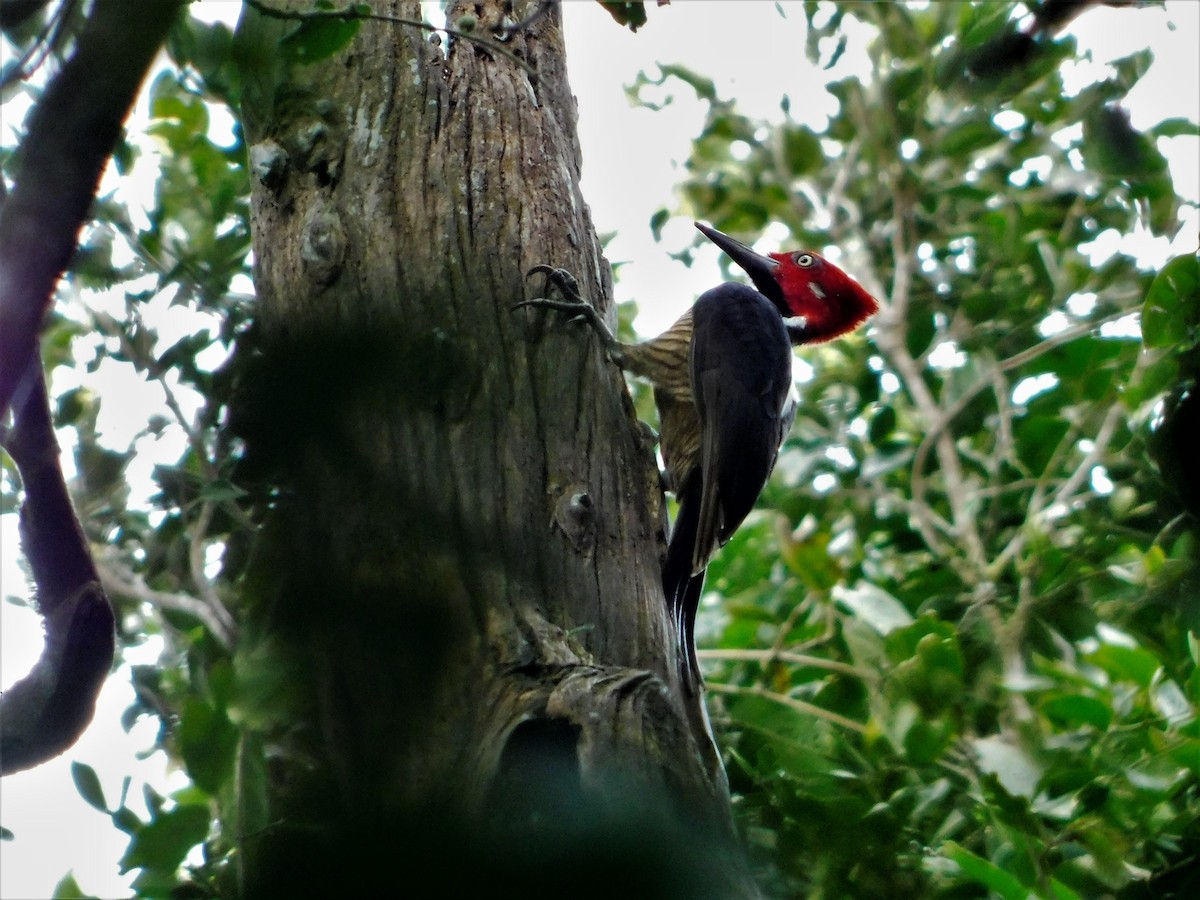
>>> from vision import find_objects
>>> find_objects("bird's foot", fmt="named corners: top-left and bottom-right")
top-left (525, 264), bottom-right (583, 305)
top-left (514, 265), bottom-right (614, 345)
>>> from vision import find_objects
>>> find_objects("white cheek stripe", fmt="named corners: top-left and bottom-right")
top-left (809, 282), bottom-right (827, 300)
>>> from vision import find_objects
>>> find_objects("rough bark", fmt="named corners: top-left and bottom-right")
top-left (232, 1), bottom-right (756, 894)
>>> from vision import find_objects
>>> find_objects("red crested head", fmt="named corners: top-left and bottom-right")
top-left (765, 247), bottom-right (879, 342)
top-left (695, 222), bottom-right (879, 344)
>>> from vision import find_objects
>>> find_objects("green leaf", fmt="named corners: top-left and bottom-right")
top-left (228, 734), bottom-right (270, 846)
top-left (112, 807), bottom-right (143, 835)
top-left (1122, 351), bottom-right (1178, 409)
top-left (156, 331), bottom-right (214, 375)
top-left (598, 1), bottom-right (647, 32)
top-left (280, 18), bottom-right (360, 65)
top-left (198, 479), bottom-right (248, 504)
top-left (901, 714), bottom-right (950, 765)
top-left (51, 873), bottom-right (94, 899)
top-left (957, 2), bottom-right (1014, 51)
top-left (866, 404), bottom-right (896, 445)
top-left (649, 208), bottom-right (669, 242)
top-left (1085, 642), bottom-right (1162, 688)
top-left (972, 735), bottom-right (1042, 799)
top-left (1152, 117), bottom-right (1200, 139)
top-left (120, 804), bottom-right (211, 875)
top-left (1141, 253), bottom-right (1200, 350)
top-left (1040, 693), bottom-right (1113, 730)
top-left (1151, 679), bottom-right (1191, 725)
top-left (148, 72), bottom-right (208, 135)
top-left (1082, 104), bottom-right (1168, 178)
top-left (834, 583), bottom-right (914, 635)
top-left (905, 312), bottom-right (935, 358)
top-left (938, 119), bottom-right (1002, 157)
top-left (179, 697), bottom-right (238, 796)
top-left (71, 762), bottom-right (108, 813)
top-left (1109, 48), bottom-right (1153, 93)
top-left (727, 695), bottom-right (834, 777)
top-left (782, 124), bottom-right (823, 174)
top-left (1049, 877), bottom-right (1084, 900)
top-left (778, 527), bottom-right (842, 591)
top-left (940, 840), bottom-right (1028, 899)
top-left (656, 63), bottom-right (718, 103)
top-left (1014, 412), bottom-right (1069, 472)
top-left (1169, 737), bottom-right (1200, 775)
top-left (54, 387), bottom-right (90, 427)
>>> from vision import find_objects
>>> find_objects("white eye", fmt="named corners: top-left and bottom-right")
top-left (794, 252), bottom-right (815, 267)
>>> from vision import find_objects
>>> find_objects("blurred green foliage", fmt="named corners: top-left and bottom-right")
top-left (1, 1), bottom-right (1196, 898)
top-left (625, 2), bottom-right (1199, 897)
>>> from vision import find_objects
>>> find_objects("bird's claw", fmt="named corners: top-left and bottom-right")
top-left (515, 264), bottom-right (617, 352)
top-left (525, 264), bottom-right (583, 304)
top-left (514, 264), bottom-right (591, 317)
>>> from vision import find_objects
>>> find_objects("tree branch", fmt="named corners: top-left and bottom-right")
top-left (872, 192), bottom-right (971, 563)
top-left (697, 648), bottom-right (866, 679)
top-left (96, 554), bottom-right (236, 652)
top-left (0, 0), bottom-right (186, 420)
top-left (704, 682), bottom-right (867, 733)
top-left (0, 364), bottom-right (115, 775)
top-left (186, 499), bottom-right (229, 629)
top-left (907, 307), bottom-right (1139, 573)
top-left (0, 0), bottom-right (82, 90)
top-left (0, 0), bottom-right (185, 776)
top-left (1045, 402), bottom-right (1123, 518)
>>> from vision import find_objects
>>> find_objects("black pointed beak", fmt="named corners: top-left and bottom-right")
top-left (695, 222), bottom-right (781, 301)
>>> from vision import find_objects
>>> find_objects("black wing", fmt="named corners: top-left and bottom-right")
top-left (662, 283), bottom-right (793, 693)
top-left (661, 469), bottom-right (707, 693)
top-left (690, 283), bottom-right (793, 572)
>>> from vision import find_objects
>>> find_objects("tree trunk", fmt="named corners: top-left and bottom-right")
top-left (231, 1), bottom-right (756, 895)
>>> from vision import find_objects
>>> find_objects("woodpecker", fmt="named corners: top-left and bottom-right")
top-left (519, 223), bottom-right (878, 692)
top-left (662, 282), bottom-right (794, 694)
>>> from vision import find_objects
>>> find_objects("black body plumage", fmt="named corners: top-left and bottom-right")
top-left (661, 282), bottom-right (795, 693)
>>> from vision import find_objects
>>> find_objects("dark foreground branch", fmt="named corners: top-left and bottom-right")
top-left (0, 0), bottom-right (185, 774)
top-left (0, 364), bottom-right (115, 775)
top-left (0, 0), bottom-right (185, 419)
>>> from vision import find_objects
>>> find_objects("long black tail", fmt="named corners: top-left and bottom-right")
top-left (662, 472), bottom-right (707, 695)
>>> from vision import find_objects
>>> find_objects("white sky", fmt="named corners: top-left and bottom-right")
top-left (2, 1), bottom-right (1198, 896)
